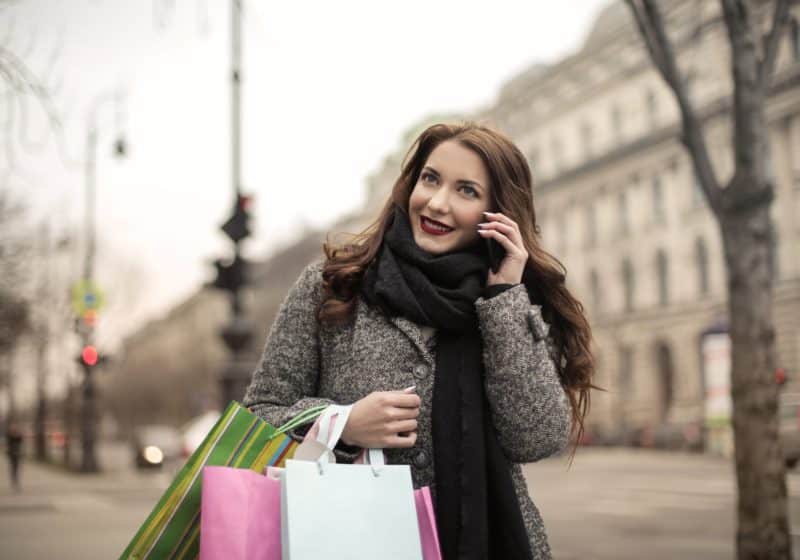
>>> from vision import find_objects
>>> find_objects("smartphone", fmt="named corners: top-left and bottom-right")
top-left (486, 237), bottom-right (506, 274)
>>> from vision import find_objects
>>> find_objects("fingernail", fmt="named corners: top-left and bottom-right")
top-left (483, 211), bottom-right (493, 216)
top-left (403, 385), bottom-right (416, 392)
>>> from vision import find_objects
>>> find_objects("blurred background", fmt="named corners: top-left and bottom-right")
top-left (1, 0), bottom-right (799, 558)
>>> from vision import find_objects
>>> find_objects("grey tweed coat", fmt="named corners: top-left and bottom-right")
top-left (242, 260), bottom-right (572, 559)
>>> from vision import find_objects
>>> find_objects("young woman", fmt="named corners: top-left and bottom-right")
top-left (243, 122), bottom-right (594, 559)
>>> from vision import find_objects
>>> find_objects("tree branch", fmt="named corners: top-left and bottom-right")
top-left (625, 0), bottom-right (723, 215)
top-left (759, 0), bottom-right (791, 85)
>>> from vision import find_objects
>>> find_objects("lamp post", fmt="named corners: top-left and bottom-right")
top-left (77, 91), bottom-right (127, 473)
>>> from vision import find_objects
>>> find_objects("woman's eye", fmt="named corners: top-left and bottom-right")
top-left (461, 185), bottom-right (479, 198)
top-left (421, 172), bottom-right (437, 184)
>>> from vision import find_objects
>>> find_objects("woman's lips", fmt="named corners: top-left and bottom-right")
top-left (420, 216), bottom-right (454, 235)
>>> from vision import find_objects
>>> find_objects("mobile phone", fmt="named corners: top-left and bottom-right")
top-left (486, 237), bottom-right (506, 274)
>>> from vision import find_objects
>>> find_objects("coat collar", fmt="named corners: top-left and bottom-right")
top-left (388, 314), bottom-right (435, 367)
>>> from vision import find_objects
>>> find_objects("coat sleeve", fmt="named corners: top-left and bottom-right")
top-left (242, 260), bottom-right (361, 462)
top-left (475, 284), bottom-right (572, 463)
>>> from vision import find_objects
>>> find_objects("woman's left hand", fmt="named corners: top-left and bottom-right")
top-left (477, 211), bottom-right (530, 286)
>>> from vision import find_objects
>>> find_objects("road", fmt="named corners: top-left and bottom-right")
top-left (1, 444), bottom-right (799, 559)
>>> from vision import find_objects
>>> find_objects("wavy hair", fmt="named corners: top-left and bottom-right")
top-left (318, 122), bottom-right (596, 455)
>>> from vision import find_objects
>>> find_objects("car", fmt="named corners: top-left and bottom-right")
top-left (179, 410), bottom-right (221, 459)
top-left (779, 392), bottom-right (800, 469)
top-left (132, 424), bottom-right (182, 469)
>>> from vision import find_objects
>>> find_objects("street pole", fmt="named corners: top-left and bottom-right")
top-left (79, 123), bottom-right (99, 473)
top-left (217, 0), bottom-right (255, 407)
top-left (77, 92), bottom-right (126, 473)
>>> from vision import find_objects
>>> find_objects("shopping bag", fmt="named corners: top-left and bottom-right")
top-left (119, 401), bottom-right (327, 560)
top-left (199, 466), bottom-right (283, 560)
top-left (301, 405), bottom-right (442, 560)
top-left (281, 405), bottom-right (423, 560)
top-left (414, 486), bottom-right (442, 560)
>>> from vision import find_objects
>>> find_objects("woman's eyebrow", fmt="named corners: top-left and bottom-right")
top-left (422, 166), bottom-right (484, 191)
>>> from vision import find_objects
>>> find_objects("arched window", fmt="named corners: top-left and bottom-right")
top-left (580, 120), bottom-right (594, 160)
top-left (656, 249), bottom-right (669, 306)
top-left (695, 237), bottom-right (709, 296)
top-left (646, 89), bottom-right (658, 129)
top-left (611, 104), bottom-right (623, 143)
top-left (618, 190), bottom-right (629, 237)
top-left (589, 268), bottom-right (601, 313)
top-left (585, 201), bottom-right (597, 248)
top-left (652, 174), bottom-right (665, 225)
top-left (621, 258), bottom-right (635, 312)
top-left (655, 342), bottom-right (675, 422)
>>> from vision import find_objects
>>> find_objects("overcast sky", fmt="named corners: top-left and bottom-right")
top-left (4, 0), bottom-right (609, 344)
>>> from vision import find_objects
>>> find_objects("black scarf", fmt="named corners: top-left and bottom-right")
top-left (360, 205), bottom-right (532, 560)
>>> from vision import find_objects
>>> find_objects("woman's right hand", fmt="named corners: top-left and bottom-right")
top-left (341, 389), bottom-right (420, 449)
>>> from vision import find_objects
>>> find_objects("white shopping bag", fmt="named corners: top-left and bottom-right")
top-left (281, 405), bottom-right (423, 560)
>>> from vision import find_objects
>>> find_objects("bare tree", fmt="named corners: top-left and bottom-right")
top-left (0, 189), bottom-right (31, 424)
top-left (625, 0), bottom-right (793, 557)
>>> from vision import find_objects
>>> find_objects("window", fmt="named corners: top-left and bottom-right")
top-left (618, 345), bottom-right (634, 398)
top-left (527, 146), bottom-right (540, 175)
top-left (695, 237), bottom-right (709, 296)
top-left (551, 136), bottom-right (564, 172)
top-left (646, 89), bottom-right (658, 129)
top-left (580, 121), bottom-right (594, 160)
top-left (611, 105), bottom-right (623, 143)
top-left (652, 174), bottom-right (665, 225)
top-left (621, 258), bottom-right (635, 312)
top-left (656, 249), bottom-right (669, 306)
top-left (692, 171), bottom-right (705, 209)
top-left (656, 343), bottom-right (675, 421)
top-left (585, 201), bottom-right (597, 248)
top-left (557, 210), bottom-right (568, 255)
top-left (618, 190), bottom-right (629, 236)
top-left (589, 268), bottom-right (602, 313)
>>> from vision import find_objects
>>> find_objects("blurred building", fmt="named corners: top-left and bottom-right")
top-left (486, 0), bottom-right (799, 449)
top-left (111, 0), bottom-right (800, 454)
top-left (368, 0), bottom-right (800, 450)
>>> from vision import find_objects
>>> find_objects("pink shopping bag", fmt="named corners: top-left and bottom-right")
top-left (414, 485), bottom-right (442, 560)
top-left (199, 466), bottom-right (282, 560)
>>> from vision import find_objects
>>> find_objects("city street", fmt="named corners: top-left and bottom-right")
top-left (1, 445), bottom-right (799, 559)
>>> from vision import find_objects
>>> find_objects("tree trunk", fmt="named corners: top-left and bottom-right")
top-left (34, 341), bottom-right (48, 462)
top-left (720, 198), bottom-right (789, 558)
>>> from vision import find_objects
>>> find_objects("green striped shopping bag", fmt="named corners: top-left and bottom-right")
top-left (119, 401), bottom-right (327, 560)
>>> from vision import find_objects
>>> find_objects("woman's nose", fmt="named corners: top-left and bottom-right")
top-left (427, 186), bottom-right (451, 213)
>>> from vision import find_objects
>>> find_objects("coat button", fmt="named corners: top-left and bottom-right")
top-left (413, 364), bottom-right (429, 379)
top-left (412, 450), bottom-right (429, 469)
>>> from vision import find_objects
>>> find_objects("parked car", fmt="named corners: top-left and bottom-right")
top-left (180, 410), bottom-right (221, 459)
top-left (132, 424), bottom-right (182, 469)
top-left (779, 392), bottom-right (800, 469)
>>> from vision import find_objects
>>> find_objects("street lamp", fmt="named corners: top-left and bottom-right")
top-left (77, 90), bottom-right (127, 473)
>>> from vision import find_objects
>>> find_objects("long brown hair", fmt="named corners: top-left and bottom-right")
top-left (319, 122), bottom-right (596, 455)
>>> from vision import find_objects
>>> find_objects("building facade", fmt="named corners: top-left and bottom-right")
top-left (364, 0), bottom-right (800, 450)
top-left (483, 1), bottom-right (800, 448)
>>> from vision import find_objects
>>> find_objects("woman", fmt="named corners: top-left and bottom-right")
top-left (243, 122), bottom-right (594, 559)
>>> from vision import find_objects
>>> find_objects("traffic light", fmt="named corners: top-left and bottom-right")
top-left (220, 194), bottom-right (253, 243)
top-left (211, 254), bottom-right (248, 293)
top-left (76, 345), bottom-right (108, 369)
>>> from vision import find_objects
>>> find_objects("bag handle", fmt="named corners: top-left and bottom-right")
top-left (270, 404), bottom-right (329, 439)
top-left (314, 405), bottom-right (384, 476)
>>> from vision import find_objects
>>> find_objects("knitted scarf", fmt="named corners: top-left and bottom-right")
top-left (360, 204), bottom-right (532, 559)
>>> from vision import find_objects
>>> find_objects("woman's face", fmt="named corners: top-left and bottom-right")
top-left (408, 140), bottom-right (493, 255)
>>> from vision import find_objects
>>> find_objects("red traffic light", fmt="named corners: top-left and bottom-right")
top-left (82, 345), bottom-right (99, 367)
